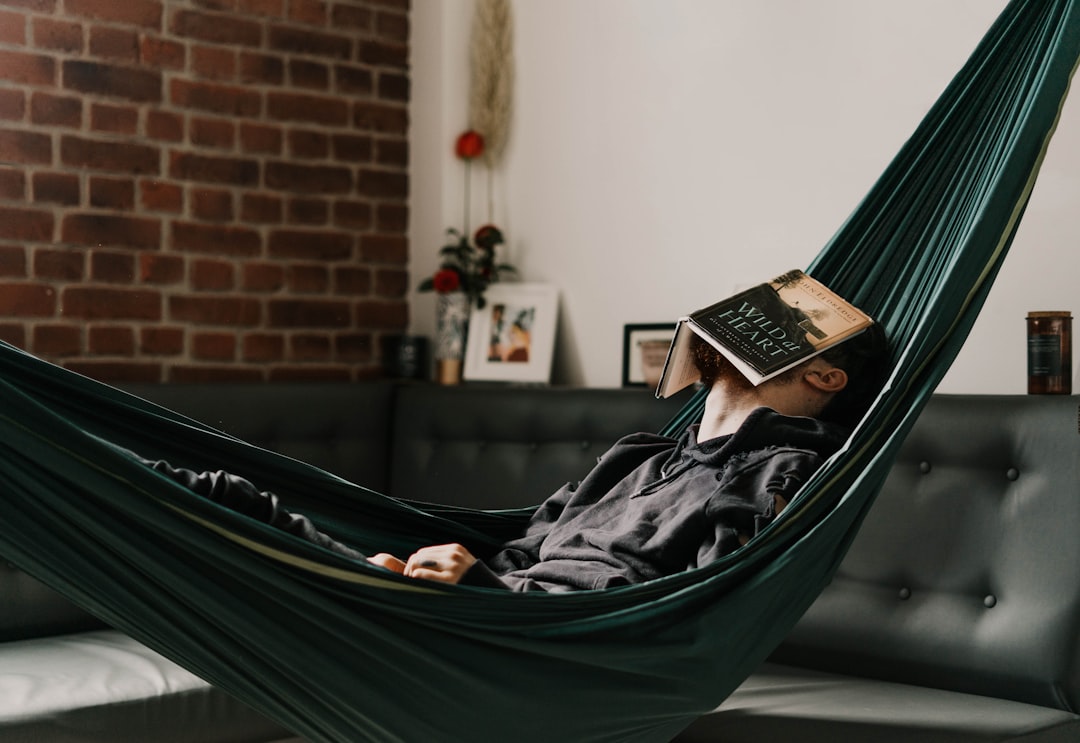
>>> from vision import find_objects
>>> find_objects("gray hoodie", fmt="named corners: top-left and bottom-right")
top-left (463, 407), bottom-right (848, 592)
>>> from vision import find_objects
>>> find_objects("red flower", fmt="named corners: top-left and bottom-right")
top-left (473, 224), bottom-right (504, 250)
top-left (432, 268), bottom-right (461, 293)
top-left (455, 130), bottom-right (485, 160)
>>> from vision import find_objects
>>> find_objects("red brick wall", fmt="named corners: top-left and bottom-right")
top-left (0, 0), bottom-right (409, 383)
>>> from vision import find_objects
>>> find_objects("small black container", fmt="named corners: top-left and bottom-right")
top-left (382, 335), bottom-right (429, 381)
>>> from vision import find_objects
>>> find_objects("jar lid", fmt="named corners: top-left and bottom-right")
top-left (1027, 311), bottom-right (1072, 318)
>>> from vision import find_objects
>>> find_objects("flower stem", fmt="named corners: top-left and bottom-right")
top-left (463, 160), bottom-right (471, 238)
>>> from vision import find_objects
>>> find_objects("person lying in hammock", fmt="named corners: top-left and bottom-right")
top-left (138, 324), bottom-right (885, 593)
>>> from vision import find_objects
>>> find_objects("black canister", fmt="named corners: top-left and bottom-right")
top-left (382, 335), bottom-right (430, 381)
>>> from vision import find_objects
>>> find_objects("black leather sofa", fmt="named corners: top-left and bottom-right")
top-left (1, 383), bottom-right (1077, 742)
top-left (682, 393), bottom-right (1080, 742)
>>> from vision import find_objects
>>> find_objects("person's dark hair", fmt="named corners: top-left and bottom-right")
top-left (690, 335), bottom-right (754, 391)
top-left (815, 321), bottom-right (889, 428)
top-left (690, 321), bottom-right (889, 429)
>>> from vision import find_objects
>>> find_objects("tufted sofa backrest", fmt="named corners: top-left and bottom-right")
top-left (0, 562), bottom-right (106, 642)
top-left (776, 394), bottom-right (1080, 711)
top-left (121, 381), bottom-right (397, 491)
top-left (388, 384), bottom-right (690, 509)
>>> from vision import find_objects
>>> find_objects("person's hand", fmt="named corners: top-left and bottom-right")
top-left (403, 543), bottom-right (477, 584)
top-left (367, 553), bottom-right (406, 573)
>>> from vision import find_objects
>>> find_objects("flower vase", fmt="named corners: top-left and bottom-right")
top-left (434, 292), bottom-right (470, 384)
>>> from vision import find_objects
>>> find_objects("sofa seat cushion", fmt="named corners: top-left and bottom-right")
top-left (0, 630), bottom-right (289, 743)
top-left (675, 663), bottom-right (1080, 743)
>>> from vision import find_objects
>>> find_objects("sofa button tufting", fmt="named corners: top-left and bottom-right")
top-left (580, 440), bottom-right (590, 450)
top-left (899, 587), bottom-right (911, 600)
top-left (530, 442), bottom-right (539, 452)
top-left (984, 595), bottom-right (997, 608)
top-left (1006, 468), bottom-right (1019, 481)
top-left (919, 461), bottom-right (931, 474)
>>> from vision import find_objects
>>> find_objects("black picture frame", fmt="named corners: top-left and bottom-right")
top-left (621, 323), bottom-right (674, 388)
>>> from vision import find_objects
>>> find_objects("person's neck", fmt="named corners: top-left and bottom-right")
top-left (697, 386), bottom-right (765, 442)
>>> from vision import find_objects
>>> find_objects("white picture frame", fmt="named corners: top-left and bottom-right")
top-left (464, 283), bottom-right (559, 384)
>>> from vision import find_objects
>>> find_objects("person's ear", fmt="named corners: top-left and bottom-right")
top-left (804, 366), bottom-right (848, 393)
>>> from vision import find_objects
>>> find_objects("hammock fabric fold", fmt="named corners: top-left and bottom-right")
top-left (2, 1), bottom-right (1078, 740)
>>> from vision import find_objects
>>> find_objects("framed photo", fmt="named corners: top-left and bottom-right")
top-left (464, 283), bottom-right (559, 384)
top-left (622, 323), bottom-right (674, 388)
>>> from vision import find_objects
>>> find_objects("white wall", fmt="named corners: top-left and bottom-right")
top-left (409, 0), bottom-right (1080, 392)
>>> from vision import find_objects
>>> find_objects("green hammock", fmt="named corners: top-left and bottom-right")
top-left (1, 1), bottom-right (1078, 741)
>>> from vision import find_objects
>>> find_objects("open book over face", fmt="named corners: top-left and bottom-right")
top-left (655, 269), bottom-right (874, 398)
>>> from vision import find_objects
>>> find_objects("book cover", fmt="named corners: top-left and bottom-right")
top-left (655, 269), bottom-right (873, 397)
